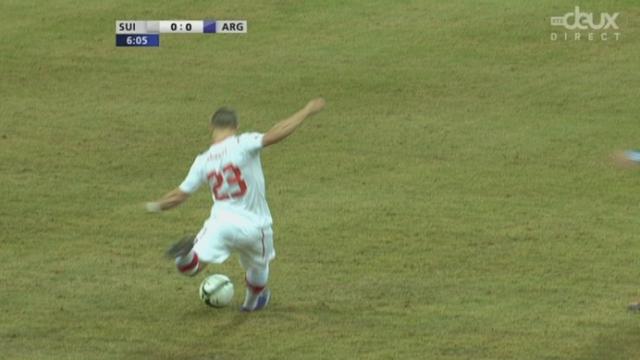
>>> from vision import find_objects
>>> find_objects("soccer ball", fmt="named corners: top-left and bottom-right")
top-left (199, 274), bottom-right (234, 307)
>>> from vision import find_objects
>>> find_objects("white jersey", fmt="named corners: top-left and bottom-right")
top-left (179, 132), bottom-right (272, 227)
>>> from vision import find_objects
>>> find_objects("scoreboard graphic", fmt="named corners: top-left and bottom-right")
top-left (115, 20), bottom-right (247, 47)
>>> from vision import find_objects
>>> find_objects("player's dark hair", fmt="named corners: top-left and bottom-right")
top-left (210, 107), bottom-right (238, 129)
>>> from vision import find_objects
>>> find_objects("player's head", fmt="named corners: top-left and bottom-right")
top-left (210, 107), bottom-right (238, 130)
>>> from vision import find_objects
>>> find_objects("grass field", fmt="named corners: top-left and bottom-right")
top-left (2, 0), bottom-right (640, 359)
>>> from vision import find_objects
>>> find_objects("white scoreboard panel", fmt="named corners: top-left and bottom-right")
top-left (115, 20), bottom-right (247, 34)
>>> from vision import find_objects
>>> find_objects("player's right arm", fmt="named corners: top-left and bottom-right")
top-left (262, 98), bottom-right (326, 147)
top-left (145, 155), bottom-right (204, 213)
top-left (145, 188), bottom-right (190, 212)
top-left (612, 150), bottom-right (640, 168)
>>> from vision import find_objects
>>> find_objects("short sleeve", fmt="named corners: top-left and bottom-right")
top-left (178, 156), bottom-right (204, 194)
top-left (239, 132), bottom-right (264, 154)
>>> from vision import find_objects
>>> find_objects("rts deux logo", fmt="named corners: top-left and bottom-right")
top-left (550, 6), bottom-right (621, 41)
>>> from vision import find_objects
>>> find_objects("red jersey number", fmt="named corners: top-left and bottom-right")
top-left (207, 164), bottom-right (248, 200)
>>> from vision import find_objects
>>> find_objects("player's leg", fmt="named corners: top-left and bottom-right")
top-left (237, 226), bottom-right (275, 311)
top-left (166, 219), bottom-right (231, 277)
top-left (241, 262), bottom-right (271, 311)
top-left (166, 235), bottom-right (204, 276)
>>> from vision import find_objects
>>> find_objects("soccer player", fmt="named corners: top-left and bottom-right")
top-left (145, 98), bottom-right (326, 311)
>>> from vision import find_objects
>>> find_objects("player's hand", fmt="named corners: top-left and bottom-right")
top-left (611, 150), bottom-right (639, 169)
top-left (145, 202), bottom-right (162, 213)
top-left (305, 98), bottom-right (326, 115)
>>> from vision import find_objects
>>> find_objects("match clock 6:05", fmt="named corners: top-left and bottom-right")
top-left (115, 34), bottom-right (160, 47)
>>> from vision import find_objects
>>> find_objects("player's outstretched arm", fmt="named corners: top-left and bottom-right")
top-left (262, 98), bottom-right (326, 147)
top-left (145, 187), bottom-right (190, 213)
top-left (612, 149), bottom-right (640, 168)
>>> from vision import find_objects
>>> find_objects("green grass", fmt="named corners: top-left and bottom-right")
top-left (2, 0), bottom-right (640, 358)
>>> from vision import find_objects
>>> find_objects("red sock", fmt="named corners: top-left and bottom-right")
top-left (176, 252), bottom-right (200, 276)
top-left (245, 277), bottom-right (265, 294)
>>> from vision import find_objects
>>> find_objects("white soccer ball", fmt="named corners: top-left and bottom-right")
top-left (199, 274), bottom-right (234, 307)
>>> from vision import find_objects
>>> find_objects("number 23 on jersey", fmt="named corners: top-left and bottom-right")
top-left (207, 164), bottom-right (247, 200)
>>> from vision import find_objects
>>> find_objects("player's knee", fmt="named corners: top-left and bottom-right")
top-left (176, 252), bottom-right (202, 277)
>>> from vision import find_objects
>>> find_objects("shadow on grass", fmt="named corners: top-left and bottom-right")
top-left (578, 315), bottom-right (640, 360)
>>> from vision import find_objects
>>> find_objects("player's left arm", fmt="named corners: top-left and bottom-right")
top-left (261, 98), bottom-right (326, 148)
top-left (146, 188), bottom-right (190, 212)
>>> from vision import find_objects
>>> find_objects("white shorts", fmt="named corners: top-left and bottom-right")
top-left (192, 215), bottom-right (275, 270)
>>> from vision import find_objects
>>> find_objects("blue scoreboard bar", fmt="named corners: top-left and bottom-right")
top-left (203, 20), bottom-right (216, 33)
top-left (115, 34), bottom-right (160, 47)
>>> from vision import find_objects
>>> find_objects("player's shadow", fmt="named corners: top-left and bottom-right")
top-left (188, 300), bottom-right (342, 336)
top-left (576, 314), bottom-right (640, 360)
top-left (187, 305), bottom-right (253, 333)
